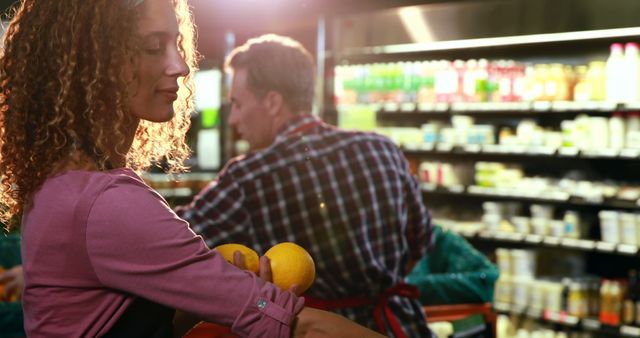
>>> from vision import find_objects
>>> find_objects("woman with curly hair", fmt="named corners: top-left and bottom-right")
top-left (0, 0), bottom-right (387, 337)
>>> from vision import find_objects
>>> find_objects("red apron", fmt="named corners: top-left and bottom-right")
top-left (304, 283), bottom-right (420, 338)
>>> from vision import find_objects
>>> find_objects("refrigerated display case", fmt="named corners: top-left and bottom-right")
top-left (323, 0), bottom-right (640, 336)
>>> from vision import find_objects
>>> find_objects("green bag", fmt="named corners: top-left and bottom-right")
top-left (407, 226), bottom-right (499, 306)
top-left (0, 233), bottom-right (25, 338)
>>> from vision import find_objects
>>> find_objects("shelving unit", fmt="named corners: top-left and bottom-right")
top-left (421, 185), bottom-right (640, 210)
top-left (493, 302), bottom-right (640, 337)
top-left (324, 1), bottom-right (640, 336)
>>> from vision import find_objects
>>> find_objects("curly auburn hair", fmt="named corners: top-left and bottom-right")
top-left (0, 0), bottom-right (199, 229)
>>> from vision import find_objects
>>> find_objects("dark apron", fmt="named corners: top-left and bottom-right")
top-left (102, 297), bottom-right (175, 338)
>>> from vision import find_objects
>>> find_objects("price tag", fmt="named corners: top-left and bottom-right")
top-left (506, 233), bottom-right (524, 241)
top-left (564, 101), bottom-right (588, 111)
top-left (564, 315), bottom-right (579, 326)
top-left (467, 185), bottom-right (491, 195)
top-left (596, 241), bottom-right (616, 252)
top-left (618, 244), bottom-right (639, 255)
top-left (400, 102), bottom-right (416, 112)
top-left (420, 143), bottom-right (435, 151)
top-left (418, 103), bottom-right (436, 112)
top-left (436, 143), bottom-right (454, 152)
top-left (482, 144), bottom-right (502, 153)
top-left (551, 101), bottom-right (571, 111)
top-left (581, 318), bottom-right (601, 330)
top-left (543, 237), bottom-right (561, 245)
top-left (451, 102), bottom-right (469, 111)
top-left (383, 102), bottom-right (399, 111)
top-left (421, 183), bottom-right (437, 191)
top-left (533, 101), bottom-right (552, 111)
top-left (493, 232), bottom-right (509, 240)
top-left (577, 239), bottom-right (596, 250)
top-left (525, 234), bottom-right (543, 243)
top-left (447, 185), bottom-right (465, 193)
top-left (478, 230), bottom-right (492, 239)
top-left (510, 145), bottom-right (526, 154)
top-left (620, 149), bottom-right (640, 158)
top-left (404, 143), bottom-right (419, 151)
top-left (434, 103), bottom-right (449, 111)
top-left (597, 102), bottom-right (618, 110)
top-left (529, 146), bottom-right (556, 155)
top-left (621, 325), bottom-right (640, 337)
top-left (513, 102), bottom-right (531, 110)
top-left (549, 192), bottom-right (570, 201)
top-left (559, 147), bottom-right (579, 156)
top-left (561, 238), bottom-right (580, 248)
top-left (464, 144), bottom-right (481, 153)
top-left (582, 101), bottom-right (599, 110)
top-left (601, 149), bottom-right (620, 157)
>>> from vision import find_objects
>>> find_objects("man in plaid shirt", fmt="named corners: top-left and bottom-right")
top-left (176, 34), bottom-right (433, 338)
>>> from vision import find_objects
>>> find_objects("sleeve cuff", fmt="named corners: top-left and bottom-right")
top-left (231, 278), bottom-right (305, 338)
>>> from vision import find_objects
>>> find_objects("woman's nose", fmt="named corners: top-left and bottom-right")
top-left (167, 51), bottom-right (189, 78)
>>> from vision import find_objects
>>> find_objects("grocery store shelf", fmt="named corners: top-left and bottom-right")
top-left (493, 302), bottom-right (639, 336)
top-left (422, 185), bottom-right (640, 210)
top-left (455, 229), bottom-right (639, 256)
top-left (373, 100), bottom-right (631, 117)
top-left (341, 27), bottom-right (640, 57)
top-left (402, 145), bottom-right (640, 161)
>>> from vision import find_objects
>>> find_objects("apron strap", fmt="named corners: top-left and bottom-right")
top-left (305, 283), bottom-right (419, 338)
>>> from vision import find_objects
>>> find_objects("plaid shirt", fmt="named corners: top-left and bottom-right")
top-left (177, 115), bottom-right (432, 337)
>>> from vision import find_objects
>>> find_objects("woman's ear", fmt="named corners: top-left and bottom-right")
top-left (263, 90), bottom-right (284, 117)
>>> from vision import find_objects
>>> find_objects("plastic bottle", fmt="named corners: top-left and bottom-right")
top-left (609, 113), bottom-right (626, 150)
top-left (563, 211), bottom-right (581, 239)
top-left (600, 280), bottom-right (612, 324)
top-left (606, 43), bottom-right (626, 103)
top-left (610, 281), bottom-right (622, 326)
top-left (573, 65), bottom-right (591, 102)
top-left (625, 42), bottom-right (640, 103)
top-left (588, 61), bottom-right (607, 101)
top-left (627, 113), bottom-right (640, 149)
top-left (623, 270), bottom-right (638, 325)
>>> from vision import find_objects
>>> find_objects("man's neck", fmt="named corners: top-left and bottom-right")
top-left (271, 110), bottom-right (303, 139)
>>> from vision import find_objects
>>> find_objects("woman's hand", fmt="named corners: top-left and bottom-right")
top-left (232, 251), bottom-right (273, 282)
top-left (0, 265), bottom-right (24, 301)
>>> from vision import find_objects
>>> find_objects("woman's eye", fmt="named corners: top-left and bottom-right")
top-left (142, 39), bottom-right (162, 54)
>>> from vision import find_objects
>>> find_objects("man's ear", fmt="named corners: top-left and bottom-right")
top-left (263, 90), bottom-right (284, 117)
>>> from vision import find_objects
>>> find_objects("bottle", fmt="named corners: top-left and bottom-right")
top-left (609, 113), bottom-right (627, 150)
top-left (573, 65), bottom-right (591, 102)
top-left (606, 43), bottom-right (626, 103)
top-left (627, 113), bottom-right (640, 150)
top-left (600, 280), bottom-right (611, 324)
top-left (563, 211), bottom-right (581, 239)
top-left (610, 281), bottom-right (622, 326)
top-left (588, 61), bottom-right (607, 101)
top-left (625, 43), bottom-right (640, 103)
top-left (623, 270), bottom-right (638, 325)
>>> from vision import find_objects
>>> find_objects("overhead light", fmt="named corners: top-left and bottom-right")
top-left (398, 6), bottom-right (433, 44)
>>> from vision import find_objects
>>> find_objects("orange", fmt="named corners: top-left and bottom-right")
top-left (214, 244), bottom-right (260, 274)
top-left (264, 242), bottom-right (315, 296)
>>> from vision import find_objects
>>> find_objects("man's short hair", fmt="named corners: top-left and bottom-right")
top-left (225, 34), bottom-right (316, 114)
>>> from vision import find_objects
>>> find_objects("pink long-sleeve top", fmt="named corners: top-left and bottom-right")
top-left (21, 168), bottom-right (304, 337)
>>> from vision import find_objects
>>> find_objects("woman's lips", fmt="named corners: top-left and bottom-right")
top-left (157, 88), bottom-right (178, 101)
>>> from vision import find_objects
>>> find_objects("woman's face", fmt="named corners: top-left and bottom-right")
top-left (128, 0), bottom-right (189, 123)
